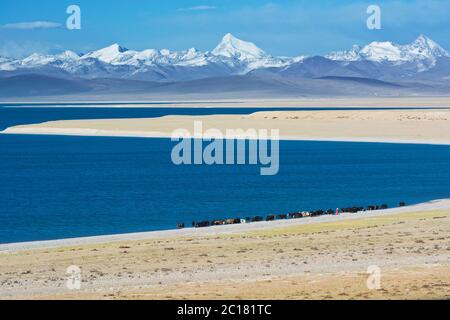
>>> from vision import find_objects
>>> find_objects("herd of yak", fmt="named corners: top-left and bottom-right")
top-left (177, 202), bottom-right (406, 229)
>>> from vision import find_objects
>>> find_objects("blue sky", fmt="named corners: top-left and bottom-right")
top-left (1, 0), bottom-right (450, 58)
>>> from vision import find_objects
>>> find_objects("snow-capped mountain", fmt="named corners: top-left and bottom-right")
top-left (1, 34), bottom-right (449, 83)
top-left (72, 33), bottom-right (291, 77)
top-left (212, 33), bottom-right (267, 60)
top-left (82, 43), bottom-right (128, 63)
top-left (211, 33), bottom-right (292, 72)
top-left (0, 33), bottom-right (301, 81)
top-left (327, 35), bottom-right (449, 64)
top-left (326, 45), bottom-right (362, 62)
top-left (0, 56), bottom-right (15, 71)
top-left (0, 56), bottom-right (12, 64)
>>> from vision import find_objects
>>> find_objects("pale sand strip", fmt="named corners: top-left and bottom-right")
top-left (3, 97), bottom-right (450, 108)
top-left (3, 109), bottom-right (450, 145)
top-left (1, 199), bottom-right (449, 252)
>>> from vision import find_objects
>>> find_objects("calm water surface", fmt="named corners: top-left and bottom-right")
top-left (1, 106), bottom-right (450, 243)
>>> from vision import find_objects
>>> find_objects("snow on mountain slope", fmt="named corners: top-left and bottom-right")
top-left (326, 45), bottom-right (362, 61)
top-left (0, 56), bottom-right (15, 71)
top-left (20, 53), bottom-right (57, 67)
top-left (212, 33), bottom-right (267, 60)
top-left (328, 35), bottom-right (449, 67)
top-left (0, 56), bottom-right (13, 64)
top-left (57, 50), bottom-right (80, 60)
top-left (360, 41), bottom-right (403, 62)
top-left (134, 48), bottom-right (210, 67)
top-left (211, 33), bottom-right (291, 71)
top-left (73, 34), bottom-right (292, 77)
top-left (82, 44), bottom-right (213, 69)
top-left (402, 35), bottom-right (449, 63)
top-left (82, 43), bottom-right (129, 63)
top-left (0, 34), bottom-right (449, 81)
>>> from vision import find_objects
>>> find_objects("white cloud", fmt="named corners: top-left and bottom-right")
top-left (178, 5), bottom-right (216, 12)
top-left (0, 21), bottom-right (62, 30)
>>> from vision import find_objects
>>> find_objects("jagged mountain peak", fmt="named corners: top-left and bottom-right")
top-left (212, 33), bottom-right (267, 60)
top-left (414, 34), bottom-right (432, 44)
top-left (360, 41), bottom-right (402, 61)
top-left (222, 33), bottom-right (235, 41)
top-left (326, 45), bottom-right (362, 61)
top-left (408, 34), bottom-right (449, 58)
top-left (413, 34), bottom-right (439, 48)
top-left (57, 50), bottom-right (80, 60)
top-left (328, 35), bottom-right (449, 63)
top-left (104, 43), bottom-right (128, 53)
top-left (82, 43), bottom-right (129, 63)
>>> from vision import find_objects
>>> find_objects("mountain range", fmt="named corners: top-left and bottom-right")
top-left (1, 33), bottom-right (450, 99)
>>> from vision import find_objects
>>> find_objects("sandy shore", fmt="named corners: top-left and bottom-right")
top-left (3, 109), bottom-right (450, 145)
top-left (3, 97), bottom-right (450, 108)
top-left (1, 199), bottom-right (449, 300)
top-left (1, 199), bottom-right (450, 252)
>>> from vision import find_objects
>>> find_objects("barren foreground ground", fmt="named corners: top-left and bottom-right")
top-left (1, 208), bottom-right (449, 300)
